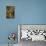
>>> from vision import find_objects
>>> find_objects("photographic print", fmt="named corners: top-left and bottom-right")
top-left (6, 6), bottom-right (15, 18)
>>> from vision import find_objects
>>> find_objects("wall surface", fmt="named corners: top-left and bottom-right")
top-left (0, 0), bottom-right (46, 45)
top-left (0, 0), bottom-right (18, 44)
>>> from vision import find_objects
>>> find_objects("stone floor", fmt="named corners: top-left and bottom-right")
top-left (0, 44), bottom-right (18, 46)
top-left (19, 40), bottom-right (46, 46)
top-left (0, 40), bottom-right (46, 46)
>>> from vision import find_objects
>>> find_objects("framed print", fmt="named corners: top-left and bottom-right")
top-left (18, 24), bottom-right (46, 41)
top-left (6, 6), bottom-right (15, 18)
